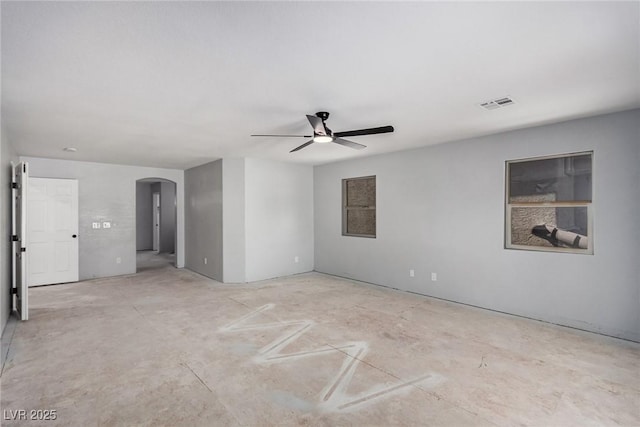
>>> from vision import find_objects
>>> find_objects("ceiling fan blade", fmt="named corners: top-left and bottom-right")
top-left (306, 115), bottom-right (327, 136)
top-left (251, 134), bottom-right (312, 138)
top-left (290, 139), bottom-right (315, 153)
top-left (333, 138), bottom-right (366, 150)
top-left (334, 125), bottom-right (394, 138)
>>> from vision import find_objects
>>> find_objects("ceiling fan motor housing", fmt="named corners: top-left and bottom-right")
top-left (316, 111), bottom-right (330, 121)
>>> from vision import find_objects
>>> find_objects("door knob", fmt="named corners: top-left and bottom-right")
top-left (72, 234), bottom-right (77, 238)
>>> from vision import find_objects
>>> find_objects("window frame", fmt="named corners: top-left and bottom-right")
top-left (505, 151), bottom-right (593, 255)
top-left (342, 175), bottom-right (376, 238)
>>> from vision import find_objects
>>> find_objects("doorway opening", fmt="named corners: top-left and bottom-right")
top-left (136, 178), bottom-right (177, 272)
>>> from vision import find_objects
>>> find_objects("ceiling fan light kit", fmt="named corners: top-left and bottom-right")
top-left (251, 111), bottom-right (394, 153)
top-left (313, 135), bottom-right (333, 143)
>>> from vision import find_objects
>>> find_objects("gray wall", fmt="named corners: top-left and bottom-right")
top-left (22, 157), bottom-right (185, 280)
top-left (185, 160), bottom-right (223, 281)
top-left (314, 109), bottom-right (640, 342)
top-left (184, 158), bottom-right (315, 283)
top-left (244, 158), bottom-right (314, 282)
top-left (222, 158), bottom-right (246, 283)
top-left (160, 181), bottom-right (176, 253)
top-left (136, 182), bottom-right (153, 250)
top-left (1, 127), bottom-right (18, 336)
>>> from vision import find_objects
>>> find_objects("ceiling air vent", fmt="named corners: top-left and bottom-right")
top-left (479, 96), bottom-right (515, 110)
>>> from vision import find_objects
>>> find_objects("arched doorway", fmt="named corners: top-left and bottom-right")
top-left (136, 178), bottom-right (177, 272)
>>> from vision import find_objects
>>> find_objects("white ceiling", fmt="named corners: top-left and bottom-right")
top-left (2, 1), bottom-right (639, 170)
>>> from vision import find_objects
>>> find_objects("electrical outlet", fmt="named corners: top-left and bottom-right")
top-left (294, 256), bottom-right (299, 263)
top-left (409, 269), bottom-right (415, 277)
top-left (204, 257), bottom-right (208, 265)
top-left (431, 272), bottom-right (437, 281)
top-left (102, 221), bottom-right (111, 229)
top-left (116, 257), bottom-right (121, 264)
top-left (92, 222), bottom-right (101, 229)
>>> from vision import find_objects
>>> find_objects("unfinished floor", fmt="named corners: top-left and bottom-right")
top-left (1, 257), bottom-right (639, 426)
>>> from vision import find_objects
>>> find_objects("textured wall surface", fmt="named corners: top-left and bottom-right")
top-left (510, 194), bottom-right (556, 247)
top-left (314, 109), bottom-right (640, 342)
top-left (22, 157), bottom-right (184, 280)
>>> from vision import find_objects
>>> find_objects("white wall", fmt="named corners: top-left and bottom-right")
top-left (314, 109), bottom-right (640, 342)
top-left (244, 158), bottom-right (314, 282)
top-left (1, 127), bottom-right (18, 336)
top-left (185, 160), bottom-right (223, 281)
top-left (23, 157), bottom-right (184, 280)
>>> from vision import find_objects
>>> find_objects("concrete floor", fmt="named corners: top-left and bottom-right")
top-left (136, 250), bottom-right (176, 272)
top-left (1, 256), bottom-right (639, 426)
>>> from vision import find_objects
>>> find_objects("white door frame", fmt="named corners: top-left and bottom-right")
top-left (12, 162), bottom-right (28, 320)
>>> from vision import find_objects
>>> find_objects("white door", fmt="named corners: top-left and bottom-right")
top-left (27, 178), bottom-right (79, 287)
top-left (152, 192), bottom-right (160, 252)
top-left (12, 162), bottom-right (28, 320)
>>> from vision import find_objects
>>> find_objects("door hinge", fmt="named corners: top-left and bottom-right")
top-left (11, 288), bottom-right (17, 295)
top-left (11, 235), bottom-right (18, 242)
top-left (20, 247), bottom-right (26, 252)
top-left (11, 182), bottom-right (19, 189)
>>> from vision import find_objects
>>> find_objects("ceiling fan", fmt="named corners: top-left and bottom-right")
top-left (251, 111), bottom-right (394, 153)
